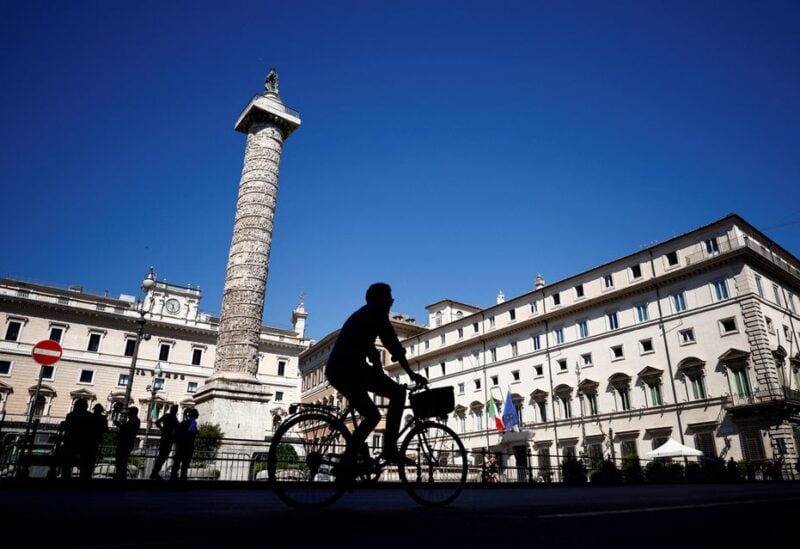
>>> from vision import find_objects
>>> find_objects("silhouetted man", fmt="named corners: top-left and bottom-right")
top-left (113, 407), bottom-right (140, 480)
top-left (150, 405), bottom-right (179, 480)
top-left (171, 408), bottom-right (199, 481)
top-left (83, 403), bottom-right (108, 480)
top-left (325, 283), bottom-right (427, 469)
top-left (61, 398), bottom-right (91, 479)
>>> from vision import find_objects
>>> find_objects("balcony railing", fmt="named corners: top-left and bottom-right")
top-left (723, 386), bottom-right (800, 408)
top-left (684, 235), bottom-right (800, 282)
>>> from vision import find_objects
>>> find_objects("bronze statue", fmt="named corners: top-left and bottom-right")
top-left (265, 67), bottom-right (280, 96)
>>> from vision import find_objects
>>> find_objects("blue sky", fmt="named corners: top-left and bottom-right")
top-left (2, 1), bottom-right (799, 341)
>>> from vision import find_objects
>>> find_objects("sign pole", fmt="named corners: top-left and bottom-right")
top-left (18, 340), bottom-right (63, 478)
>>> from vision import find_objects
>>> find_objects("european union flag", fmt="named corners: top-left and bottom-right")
top-left (502, 387), bottom-right (519, 431)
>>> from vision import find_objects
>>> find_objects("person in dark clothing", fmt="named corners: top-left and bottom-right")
top-left (325, 283), bottom-right (427, 468)
top-left (61, 398), bottom-right (92, 480)
top-left (113, 407), bottom-right (140, 480)
top-left (82, 403), bottom-right (108, 480)
top-left (171, 408), bottom-right (199, 481)
top-left (150, 405), bottom-right (179, 480)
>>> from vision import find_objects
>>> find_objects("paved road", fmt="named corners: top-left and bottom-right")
top-left (2, 481), bottom-right (799, 548)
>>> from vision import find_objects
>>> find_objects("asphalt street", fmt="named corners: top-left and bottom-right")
top-left (2, 481), bottom-right (798, 548)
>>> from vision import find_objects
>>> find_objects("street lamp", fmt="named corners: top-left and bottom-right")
top-left (144, 362), bottom-right (163, 444)
top-left (122, 267), bottom-right (156, 411)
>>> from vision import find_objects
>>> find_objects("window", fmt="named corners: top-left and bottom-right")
top-left (586, 393), bottom-right (599, 415)
top-left (581, 353), bottom-right (593, 367)
top-left (457, 327), bottom-right (463, 339)
top-left (537, 401), bottom-right (548, 422)
top-left (457, 356), bottom-right (463, 370)
top-left (648, 382), bottom-right (663, 406)
top-left (474, 410), bottom-right (483, 431)
top-left (705, 237), bottom-right (719, 255)
top-left (607, 312), bottom-right (619, 330)
top-left (558, 359), bottom-right (567, 371)
top-left (87, 332), bottom-right (102, 352)
top-left (666, 251), bottom-right (679, 266)
top-left (694, 432), bottom-right (716, 458)
top-left (532, 334), bottom-right (541, 351)
top-left (117, 374), bottom-right (129, 387)
top-left (575, 284), bottom-right (584, 298)
top-left (473, 323), bottom-right (479, 333)
top-left (611, 345), bottom-right (624, 360)
top-left (560, 396), bottom-right (572, 419)
top-left (512, 370), bottom-right (520, 381)
top-left (491, 375), bottom-right (499, 386)
top-left (603, 274), bottom-right (614, 288)
top-left (159, 343), bottom-right (171, 362)
top-left (458, 383), bottom-right (465, 394)
top-left (490, 348), bottom-right (497, 362)
top-left (435, 311), bottom-right (442, 327)
top-left (672, 291), bottom-right (687, 313)
top-left (719, 318), bottom-right (738, 335)
top-left (679, 328), bottom-right (695, 345)
top-left (688, 373), bottom-right (706, 400)
top-left (732, 368), bottom-right (751, 397)
top-left (474, 379), bottom-right (481, 390)
top-left (4, 320), bottom-right (22, 342)
top-left (192, 348), bottom-right (203, 366)
top-left (458, 415), bottom-right (466, 433)
top-left (37, 365), bottom-right (54, 380)
top-left (755, 275), bottom-right (764, 297)
top-left (488, 317), bottom-right (495, 329)
top-left (79, 369), bottom-right (94, 384)
top-left (635, 302), bottom-right (649, 322)
top-left (187, 381), bottom-right (198, 394)
top-left (124, 339), bottom-right (136, 357)
top-left (275, 391), bottom-right (284, 402)
top-left (440, 362), bottom-right (446, 376)
top-left (509, 309), bottom-right (516, 321)
top-left (277, 360), bottom-right (286, 376)
top-left (618, 387), bottom-right (631, 411)
top-left (620, 439), bottom-right (637, 457)
top-left (640, 338), bottom-right (654, 354)
top-left (530, 301), bottom-right (538, 313)
top-left (788, 293), bottom-right (797, 313)
top-left (773, 285), bottom-right (782, 307)
top-left (578, 320), bottom-right (589, 339)
top-left (153, 377), bottom-right (165, 390)
top-left (48, 326), bottom-right (64, 344)
top-left (440, 334), bottom-right (446, 345)
top-left (0, 360), bottom-right (11, 375)
top-left (511, 342), bottom-right (518, 357)
top-left (766, 317), bottom-right (774, 334)
top-left (552, 293), bottom-right (561, 306)
top-left (424, 340), bottom-right (430, 350)
top-left (534, 365), bottom-right (543, 376)
top-left (784, 325), bottom-right (791, 340)
top-left (630, 264), bottom-right (642, 279)
top-left (713, 279), bottom-right (729, 301)
top-left (555, 327), bottom-right (564, 345)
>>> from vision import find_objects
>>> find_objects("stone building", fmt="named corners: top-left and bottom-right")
top-left (0, 272), bottom-right (310, 449)
top-left (300, 214), bottom-right (800, 478)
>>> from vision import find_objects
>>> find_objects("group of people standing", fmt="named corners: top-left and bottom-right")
top-left (57, 398), bottom-right (199, 481)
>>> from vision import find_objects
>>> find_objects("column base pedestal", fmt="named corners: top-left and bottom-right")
top-left (193, 376), bottom-right (273, 442)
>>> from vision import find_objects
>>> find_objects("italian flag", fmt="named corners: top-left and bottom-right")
top-left (487, 398), bottom-right (504, 432)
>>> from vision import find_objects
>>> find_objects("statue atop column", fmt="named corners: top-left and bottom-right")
top-left (264, 67), bottom-right (280, 98)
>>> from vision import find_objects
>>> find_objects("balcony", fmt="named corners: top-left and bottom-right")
top-left (684, 235), bottom-right (800, 283)
top-left (722, 386), bottom-right (800, 420)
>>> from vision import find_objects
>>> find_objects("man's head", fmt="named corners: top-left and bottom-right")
top-left (366, 282), bottom-right (394, 310)
top-left (93, 403), bottom-right (104, 414)
top-left (169, 405), bottom-right (179, 415)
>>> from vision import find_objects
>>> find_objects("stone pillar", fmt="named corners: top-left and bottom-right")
top-left (195, 69), bottom-right (301, 443)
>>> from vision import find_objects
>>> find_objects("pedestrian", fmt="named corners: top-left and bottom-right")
top-left (171, 408), bottom-right (199, 481)
top-left (82, 403), bottom-right (108, 480)
top-left (61, 398), bottom-right (92, 479)
top-left (150, 405), bottom-right (179, 480)
top-left (113, 407), bottom-right (140, 480)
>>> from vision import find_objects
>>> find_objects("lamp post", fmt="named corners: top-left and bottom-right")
top-left (122, 267), bottom-right (156, 411)
top-left (144, 362), bottom-right (163, 445)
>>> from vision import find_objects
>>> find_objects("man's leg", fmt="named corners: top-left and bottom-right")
top-left (364, 372), bottom-right (406, 458)
top-left (345, 389), bottom-right (380, 454)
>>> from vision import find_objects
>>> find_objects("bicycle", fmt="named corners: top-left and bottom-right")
top-left (267, 384), bottom-right (468, 509)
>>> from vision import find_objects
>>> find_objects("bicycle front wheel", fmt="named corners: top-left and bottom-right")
top-left (267, 412), bottom-right (351, 509)
top-left (398, 421), bottom-right (468, 507)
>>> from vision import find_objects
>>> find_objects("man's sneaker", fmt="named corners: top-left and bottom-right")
top-left (378, 450), bottom-right (415, 467)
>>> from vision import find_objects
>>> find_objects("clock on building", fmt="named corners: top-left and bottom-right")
top-left (165, 298), bottom-right (181, 315)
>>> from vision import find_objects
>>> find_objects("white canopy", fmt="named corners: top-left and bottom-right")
top-left (644, 438), bottom-right (703, 458)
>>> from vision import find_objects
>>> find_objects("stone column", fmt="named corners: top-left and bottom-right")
top-left (195, 69), bottom-right (301, 443)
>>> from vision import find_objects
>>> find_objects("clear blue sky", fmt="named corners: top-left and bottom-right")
top-left (2, 1), bottom-right (799, 341)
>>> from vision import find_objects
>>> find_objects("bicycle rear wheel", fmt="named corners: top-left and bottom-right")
top-left (267, 412), bottom-right (351, 509)
top-left (398, 421), bottom-right (467, 507)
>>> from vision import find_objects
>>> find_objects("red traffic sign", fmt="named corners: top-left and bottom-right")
top-left (32, 340), bottom-right (63, 366)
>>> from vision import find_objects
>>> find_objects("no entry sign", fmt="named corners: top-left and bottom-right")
top-left (32, 340), bottom-right (63, 366)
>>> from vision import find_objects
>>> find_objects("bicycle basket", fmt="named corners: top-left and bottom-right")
top-left (410, 386), bottom-right (455, 418)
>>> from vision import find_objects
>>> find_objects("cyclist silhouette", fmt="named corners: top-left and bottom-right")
top-left (326, 283), bottom-right (427, 468)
